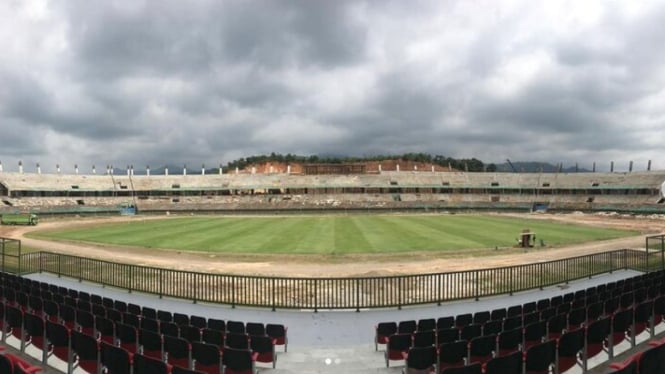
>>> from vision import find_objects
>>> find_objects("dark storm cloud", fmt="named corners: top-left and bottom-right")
top-left (1, 0), bottom-right (664, 172)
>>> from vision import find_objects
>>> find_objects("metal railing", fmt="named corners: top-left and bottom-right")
top-left (14, 248), bottom-right (656, 311)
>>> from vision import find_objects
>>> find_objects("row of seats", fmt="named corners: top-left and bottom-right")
top-left (376, 270), bottom-right (665, 373)
top-left (378, 270), bottom-right (664, 344)
top-left (0, 272), bottom-right (288, 373)
top-left (608, 336), bottom-right (665, 374)
top-left (0, 275), bottom-right (288, 343)
top-left (0, 349), bottom-right (41, 374)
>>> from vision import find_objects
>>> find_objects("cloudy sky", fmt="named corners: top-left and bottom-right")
top-left (1, 0), bottom-right (664, 173)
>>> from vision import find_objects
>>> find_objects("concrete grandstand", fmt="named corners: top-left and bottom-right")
top-left (1, 168), bottom-right (664, 215)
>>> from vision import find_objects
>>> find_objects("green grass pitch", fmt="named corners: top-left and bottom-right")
top-left (32, 214), bottom-right (637, 255)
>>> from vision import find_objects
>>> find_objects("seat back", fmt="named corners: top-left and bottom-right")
top-left (134, 352), bottom-right (171, 374)
top-left (484, 350), bottom-right (522, 374)
top-left (100, 342), bottom-right (132, 374)
top-left (405, 345), bottom-right (437, 371)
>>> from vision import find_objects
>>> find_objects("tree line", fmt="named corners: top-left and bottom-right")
top-left (222, 153), bottom-right (496, 172)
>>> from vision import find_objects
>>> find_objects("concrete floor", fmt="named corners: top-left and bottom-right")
top-left (6, 269), bottom-right (651, 373)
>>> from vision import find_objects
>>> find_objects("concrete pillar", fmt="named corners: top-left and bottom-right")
top-left (37, 163), bottom-right (41, 175)
top-left (18, 161), bottom-right (23, 174)
top-left (287, 165), bottom-right (291, 174)
top-left (378, 164), bottom-right (382, 173)
top-left (235, 167), bottom-right (239, 175)
top-left (202, 164), bottom-right (205, 175)
top-left (165, 167), bottom-right (169, 176)
top-left (396, 164), bottom-right (400, 172)
top-left (432, 165), bottom-right (435, 173)
top-left (146, 166), bottom-right (150, 176)
top-left (75, 164), bottom-right (79, 174)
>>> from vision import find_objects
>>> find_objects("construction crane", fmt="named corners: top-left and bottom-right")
top-left (506, 159), bottom-right (517, 172)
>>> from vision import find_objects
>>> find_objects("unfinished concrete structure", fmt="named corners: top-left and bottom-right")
top-left (1, 168), bottom-right (664, 215)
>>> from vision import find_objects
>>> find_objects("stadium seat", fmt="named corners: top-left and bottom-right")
top-left (222, 347), bottom-right (257, 374)
top-left (398, 320), bottom-right (417, 334)
top-left (174, 312), bottom-right (190, 327)
top-left (483, 350), bottom-right (522, 374)
top-left (524, 339), bottom-right (555, 374)
top-left (201, 328), bottom-right (224, 348)
top-left (437, 340), bottom-right (467, 372)
top-left (454, 313), bottom-right (472, 328)
top-left (245, 322), bottom-right (265, 336)
top-left (23, 312), bottom-right (47, 363)
top-left (134, 352), bottom-right (171, 374)
top-left (100, 341), bottom-right (132, 374)
top-left (225, 332), bottom-right (250, 350)
top-left (226, 320), bottom-right (245, 334)
top-left (584, 316), bottom-right (611, 370)
top-left (437, 316), bottom-right (455, 329)
top-left (556, 327), bottom-right (584, 373)
top-left (164, 335), bottom-right (192, 370)
top-left (437, 327), bottom-right (460, 346)
top-left (139, 328), bottom-right (163, 360)
top-left (158, 310), bottom-right (173, 323)
top-left (468, 334), bottom-right (496, 365)
top-left (95, 315), bottom-right (115, 345)
top-left (191, 341), bottom-right (222, 374)
top-left (402, 345), bottom-right (436, 374)
top-left (71, 330), bottom-right (100, 374)
top-left (497, 327), bottom-right (522, 356)
top-left (250, 334), bottom-right (277, 368)
top-left (161, 321), bottom-right (180, 338)
top-left (482, 320), bottom-right (502, 336)
top-left (116, 322), bottom-right (139, 353)
top-left (524, 321), bottom-right (547, 350)
top-left (637, 340), bottom-right (665, 374)
top-left (472, 311), bottom-right (490, 325)
top-left (546, 313), bottom-right (566, 340)
top-left (632, 300), bottom-right (653, 338)
top-left (610, 308), bottom-right (634, 356)
top-left (412, 330), bottom-right (435, 348)
top-left (417, 318), bottom-right (437, 332)
top-left (76, 308), bottom-right (95, 336)
top-left (266, 324), bottom-right (288, 352)
top-left (5, 304), bottom-right (24, 344)
top-left (45, 320), bottom-right (71, 370)
top-left (207, 318), bottom-right (225, 332)
top-left (385, 333), bottom-right (411, 367)
top-left (180, 324), bottom-right (202, 343)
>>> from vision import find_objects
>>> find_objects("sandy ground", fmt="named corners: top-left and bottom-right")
top-left (1, 212), bottom-right (663, 277)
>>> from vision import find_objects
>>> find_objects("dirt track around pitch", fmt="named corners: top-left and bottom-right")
top-left (1, 213), bottom-right (662, 277)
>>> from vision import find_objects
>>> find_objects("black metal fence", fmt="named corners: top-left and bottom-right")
top-left (14, 248), bottom-right (656, 311)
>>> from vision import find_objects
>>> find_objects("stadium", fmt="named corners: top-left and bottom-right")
top-left (1, 163), bottom-right (665, 373)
